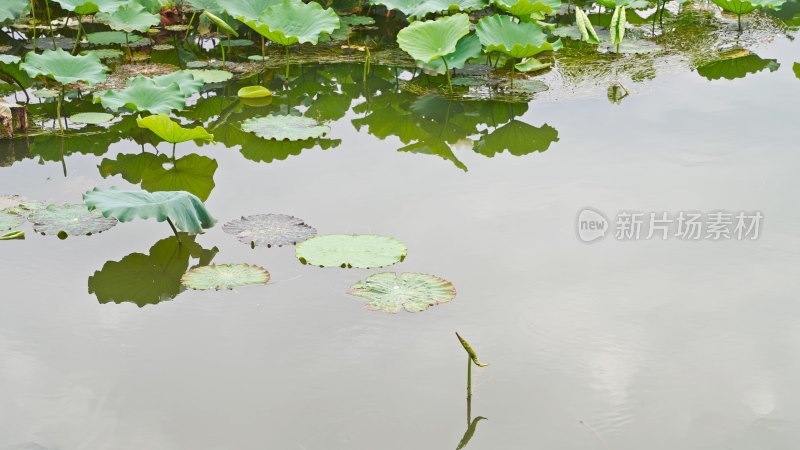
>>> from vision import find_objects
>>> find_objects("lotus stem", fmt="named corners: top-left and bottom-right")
top-left (261, 36), bottom-right (265, 60)
top-left (56, 86), bottom-right (64, 135)
top-left (166, 217), bottom-right (181, 243)
top-left (59, 137), bottom-right (66, 176)
top-left (738, 13), bottom-right (742, 31)
top-left (31, 0), bottom-right (37, 51)
top-left (285, 45), bottom-right (290, 79)
top-left (71, 14), bottom-right (82, 55)
top-left (44, 0), bottom-right (56, 47)
top-left (225, 12), bottom-right (231, 52)
top-left (510, 60), bottom-right (515, 88)
top-left (172, 142), bottom-right (176, 159)
top-left (185, 11), bottom-right (196, 39)
top-left (441, 56), bottom-right (452, 92)
top-left (220, 35), bottom-right (226, 65)
top-left (467, 354), bottom-right (472, 397)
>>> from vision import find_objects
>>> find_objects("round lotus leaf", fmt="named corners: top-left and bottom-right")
top-left (136, 114), bottom-right (214, 144)
top-left (241, 114), bottom-right (329, 141)
top-left (253, 0), bottom-right (340, 46)
top-left (340, 15), bottom-right (375, 26)
top-left (372, 0), bottom-right (489, 18)
top-left (181, 263), bottom-right (270, 290)
top-left (247, 55), bottom-right (270, 61)
top-left (96, 76), bottom-right (186, 114)
top-left (2, 201), bottom-right (46, 215)
top-left (476, 14), bottom-right (561, 59)
top-left (237, 86), bottom-right (272, 98)
top-left (70, 112), bottom-right (114, 124)
top-left (240, 96), bottom-right (273, 107)
top-left (87, 31), bottom-right (143, 45)
top-left (96, 2), bottom-right (160, 33)
top-left (27, 204), bottom-right (118, 237)
top-left (223, 214), bottom-right (317, 248)
top-left (0, 211), bottom-right (25, 231)
top-left (396, 13), bottom-right (471, 63)
top-left (21, 48), bottom-right (107, 86)
top-left (226, 39), bottom-right (254, 47)
top-left (186, 60), bottom-right (210, 68)
top-left (184, 69), bottom-right (233, 83)
top-left (348, 272), bottom-right (456, 313)
top-left (52, 0), bottom-right (127, 15)
top-left (296, 234), bottom-right (407, 268)
top-left (81, 48), bottom-right (125, 59)
top-left (33, 89), bottom-right (61, 98)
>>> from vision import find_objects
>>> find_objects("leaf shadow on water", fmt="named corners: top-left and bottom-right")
top-left (88, 233), bottom-right (218, 307)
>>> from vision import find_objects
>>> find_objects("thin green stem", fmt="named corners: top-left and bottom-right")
top-left (442, 56), bottom-right (452, 92)
top-left (56, 86), bottom-right (64, 135)
top-left (285, 45), bottom-right (290, 79)
top-left (30, 0), bottom-right (37, 51)
top-left (185, 10), bottom-right (196, 39)
top-left (71, 14), bottom-right (82, 55)
top-left (166, 218), bottom-right (182, 244)
top-left (467, 354), bottom-right (472, 397)
top-left (45, 0), bottom-right (56, 47)
top-left (172, 142), bottom-right (176, 159)
top-left (220, 34), bottom-right (226, 65)
top-left (510, 59), bottom-right (515, 88)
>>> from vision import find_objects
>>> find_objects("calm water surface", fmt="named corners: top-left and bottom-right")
top-left (1, 14), bottom-right (799, 450)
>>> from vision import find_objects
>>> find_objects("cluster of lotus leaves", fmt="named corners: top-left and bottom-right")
top-left (397, 14), bottom-right (471, 63)
top-left (182, 263), bottom-right (270, 290)
top-left (137, 114), bottom-right (215, 144)
top-left (83, 187), bottom-right (217, 234)
top-left (96, 73), bottom-right (202, 114)
top-left (245, 0), bottom-right (340, 46)
top-left (348, 272), bottom-right (456, 313)
top-left (96, 2), bottom-right (160, 32)
top-left (476, 15), bottom-right (561, 59)
top-left (223, 213), bottom-right (317, 247)
top-left (21, 49), bottom-right (107, 86)
top-left (296, 234), bottom-right (407, 268)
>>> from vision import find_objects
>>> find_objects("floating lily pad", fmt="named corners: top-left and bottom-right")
top-left (70, 112), bottom-right (114, 124)
top-left (0, 210), bottom-right (25, 230)
top-left (186, 60), bottom-right (210, 68)
top-left (348, 272), bottom-right (456, 313)
top-left (27, 204), bottom-right (118, 238)
top-left (296, 234), bottom-right (407, 268)
top-left (238, 86), bottom-right (272, 98)
top-left (96, 75), bottom-right (186, 114)
top-left (81, 48), bottom-right (125, 59)
top-left (184, 69), bottom-right (233, 83)
top-left (241, 114), bottom-right (329, 141)
top-left (247, 55), bottom-right (270, 61)
top-left (87, 31), bottom-right (143, 45)
top-left (226, 39), bottom-right (254, 47)
top-left (21, 48), bottom-right (107, 86)
top-left (451, 77), bottom-right (499, 86)
top-left (33, 89), bottom-right (60, 98)
top-left (181, 263), bottom-right (270, 290)
top-left (223, 214), bottom-right (317, 247)
top-left (341, 15), bottom-right (376, 26)
top-left (2, 201), bottom-right (46, 215)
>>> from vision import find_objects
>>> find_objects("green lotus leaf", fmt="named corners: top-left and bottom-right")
top-left (70, 112), bottom-right (115, 124)
top-left (186, 0), bottom-right (224, 13)
top-left (81, 48), bottom-right (125, 59)
top-left (296, 234), bottom-right (407, 268)
top-left (494, 0), bottom-right (559, 17)
top-left (226, 39), bottom-right (254, 46)
top-left (370, 0), bottom-right (489, 18)
top-left (96, 76), bottom-right (185, 114)
top-left (2, 201), bottom-right (46, 215)
top-left (397, 14), bottom-right (471, 63)
top-left (181, 263), bottom-right (270, 290)
top-left (610, 6), bottom-right (626, 45)
top-left (238, 86), bottom-right (272, 98)
top-left (218, 0), bottom-right (281, 21)
top-left (53, 0), bottom-right (127, 14)
top-left (96, 2), bottom-right (160, 32)
top-left (252, 0), bottom-right (340, 46)
top-left (710, 0), bottom-right (786, 14)
top-left (340, 15), bottom-right (376, 26)
top-left (223, 214), bottom-right (317, 247)
top-left (148, 71), bottom-right (204, 97)
top-left (575, 6), bottom-right (600, 43)
top-left (140, 154), bottom-right (218, 202)
top-left (89, 234), bottom-right (218, 307)
top-left (27, 204), bottom-right (119, 237)
top-left (83, 187), bottom-right (217, 234)
top-left (697, 53), bottom-right (780, 80)
top-left (417, 34), bottom-right (482, 75)
top-left (137, 114), bottom-right (214, 144)
top-left (348, 272), bottom-right (456, 313)
top-left (203, 10), bottom-right (239, 36)
top-left (514, 57), bottom-right (551, 72)
top-left (794, 62), bottom-right (800, 79)
top-left (0, 54), bottom-right (33, 89)
top-left (474, 120), bottom-right (558, 156)
top-left (0, 230), bottom-right (24, 240)
top-left (241, 114), bottom-right (329, 141)
top-left (476, 15), bottom-right (561, 59)
top-left (87, 31), bottom-right (143, 45)
top-left (0, 210), bottom-right (25, 230)
top-left (0, 0), bottom-right (29, 24)
top-left (99, 152), bottom-right (169, 183)
top-left (21, 49), bottom-right (107, 86)
top-left (596, 0), bottom-right (649, 8)
top-left (184, 69), bottom-right (233, 83)
top-left (34, 89), bottom-right (60, 98)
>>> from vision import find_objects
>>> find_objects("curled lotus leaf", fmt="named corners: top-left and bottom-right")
top-left (238, 86), bottom-right (272, 98)
top-left (0, 231), bottom-right (24, 240)
top-left (223, 214), bottom-right (317, 247)
top-left (87, 31), bottom-right (143, 45)
top-left (396, 14), bottom-right (471, 63)
top-left (83, 187), bottom-right (217, 235)
top-left (417, 34), bottom-right (482, 75)
top-left (27, 204), bottom-right (119, 237)
top-left (253, 0), bottom-right (340, 46)
top-left (136, 114), bottom-right (215, 144)
top-left (181, 263), bottom-right (270, 290)
top-left (476, 14), bottom-right (561, 59)
top-left (21, 49), bottom-right (107, 86)
top-left (241, 114), bottom-right (330, 141)
top-left (296, 234), bottom-right (407, 268)
top-left (203, 10), bottom-right (239, 36)
top-left (70, 112), bottom-right (114, 124)
top-left (348, 272), bottom-right (456, 313)
top-left (514, 57), bottom-right (551, 72)
top-left (0, 210), bottom-right (26, 230)
top-left (95, 76), bottom-right (185, 114)
top-left (96, 2), bottom-right (160, 32)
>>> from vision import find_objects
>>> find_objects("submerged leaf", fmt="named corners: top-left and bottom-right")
top-left (241, 114), bottom-right (330, 141)
top-left (348, 272), bottom-right (456, 313)
top-left (27, 204), bottom-right (119, 237)
top-left (296, 234), bottom-right (407, 268)
top-left (83, 187), bottom-right (217, 234)
top-left (181, 263), bottom-right (270, 290)
top-left (397, 13), bottom-right (471, 63)
top-left (223, 213), bottom-right (317, 247)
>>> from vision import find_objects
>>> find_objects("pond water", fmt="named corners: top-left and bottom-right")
top-left (1, 3), bottom-right (800, 449)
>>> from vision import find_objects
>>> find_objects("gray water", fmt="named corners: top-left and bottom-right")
top-left (2, 15), bottom-right (800, 450)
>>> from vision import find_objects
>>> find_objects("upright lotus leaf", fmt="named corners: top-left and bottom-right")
top-left (370, 0), bottom-right (489, 18)
top-left (223, 214), bottom-right (317, 247)
top-left (397, 14), bottom-right (471, 63)
top-left (186, 0), bottom-right (224, 13)
top-left (21, 49), bottom-right (107, 86)
top-left (494, 0), bottom-right (559, 18)
top-left (710, 0), bottom-right (786, 14)
top-left (0, 0), bottom-right (29, 24)
top-left (218, 0), bottom-right (281, 20)
top-left (514, 58), bottom-right (551, 72)
top-left (0, 55), bottom-right (33, 90)
top-left (476, 15), bottom-right (561, 59)
top-left (53, 0), bottom-right (127, 14)
top-left (254, 0), bottom-right (340, 45)
top-left (610, 6), bottom-right (626, 47)
top-left (575, 7), bottom-right (600, 44)
top-left (697, 53), bottom-right (780, 80)
top-left (137, 114), bottom-right (215, 144)
top-left (348, 272), bottom-right (456, 313)
top-left (417, 34), bottom-right (483, 75)
top-left (28, 204), bottom-right (119, 237)
top-left (241, 114), bottom-right (330, 141)
top-left (296, 234), bottom-right (407, 268)
top-left (0, 210), bottom-right (26, 230)
top-left (474, 120), bottom-right (559, 156)
top-left (182, 263), bottom-right (269, 290)
top-left (96, 76), bottom-right (185, 114)
top-left (96, 2), bottom-right (160, 32)
top-left (89, 234), bottom-right (219, 307)
top-left (83, 187), bottom-right (217, 235)
top-left (140, 154), bottom-right (218, 202)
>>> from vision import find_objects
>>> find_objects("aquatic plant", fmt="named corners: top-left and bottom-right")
top-left (241, 114), bottom-right (330, 141)
top-left (223, 214), bottom-right (317, 248)
top-left (0, 55), bottom-right (33, 101)
top-left (296, 234), bottom-right (407, 268)
top-left (70, 112), bottom-right (114, 124)
top-left (575, 7), bottom-right (601, 44)
top-left (610, 6), bottom-right (626, 54)
top-left (28, 203), bottom-right (118, 238)
top-left (136, 114), bottom-right (215, 155)
top-left (396, 13), bottom-right (472, 91)
top-left (96, 75), bottom-right (186, 114)
top-left (494, 0), bottom-right (559, 20)
top-left (369, 0), bottom-right (489, 18)
top-left (710, 0), bottom-right (787, 30)
top-left (52, 0), bottom-right (128, 53)
top-left (237, 86), bottom-right (272, 98)
top-left (348, 272), bottom-right (457, 313)
top-left (0, 0), bottom-right (29, 24)
top-left (456, 332), bottom-right (488, 397)
top-left (696, 52), bottom-right (780, 80)
top-left (83, 187), bottom-right (217, 242)
top-left (96, 1), bottom-right (159, 33)
top-left (203, 10), bottom-right (239, 65)
top-left (181, 263), bottom-right (270, 290)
